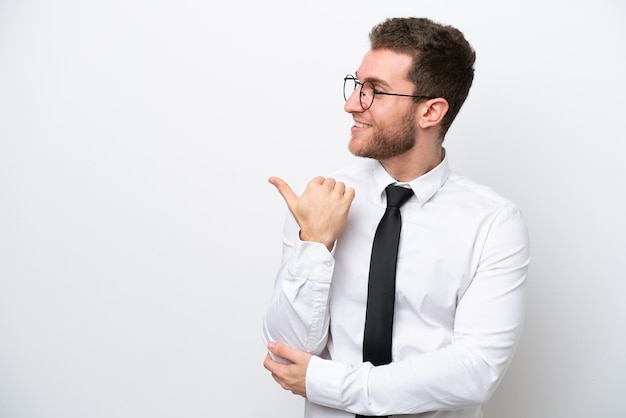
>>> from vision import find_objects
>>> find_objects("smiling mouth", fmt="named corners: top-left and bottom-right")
top-left (354, 121), bottom-right (371, 129)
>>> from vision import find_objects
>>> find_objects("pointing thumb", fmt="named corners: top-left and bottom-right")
top-left (268, 176), bottom-right (299, 213)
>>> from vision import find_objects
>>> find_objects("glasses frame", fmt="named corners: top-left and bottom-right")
top-left (343, 74), bottom-right (435, 110)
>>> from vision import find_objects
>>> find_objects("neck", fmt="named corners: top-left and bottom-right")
top-left (379, 143), bottom-right (444, 182)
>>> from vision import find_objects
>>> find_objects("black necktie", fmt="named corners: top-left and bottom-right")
top-left (357, 184), bottom-right (413, 418)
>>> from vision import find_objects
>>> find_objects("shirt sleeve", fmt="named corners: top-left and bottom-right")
top-left (306, 203), bottom-right (530, 415)
top-left (262, 213), bottom-right (335, 362)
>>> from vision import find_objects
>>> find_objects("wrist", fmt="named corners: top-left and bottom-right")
top-left (299, 230), bottom-right (335, 252)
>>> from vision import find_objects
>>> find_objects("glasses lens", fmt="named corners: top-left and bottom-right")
top-left (360, 81), bottom-right (374, 110)
top-left (343, 76), bottom-right (358, 102)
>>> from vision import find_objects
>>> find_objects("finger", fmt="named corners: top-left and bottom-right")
top-left (268, 177), bottom-right (298, 212)
top-left (263, 353), bottom-right (274, 372)
top-left (303, 176), bottom-right (327, 193)
top-left (309, 176), bottom-right (326, 185)
top-left (344, 186), bottom-right (356, 202)
top-left (333, 181), bottom-right (346, 195)
top-left (268, 341), bottom-right (297, 363)
top-left (270, 372), bottom-right (281, 385)
top-left (321, 177), bottom-right (336, 190)
top-left (264, 352), bottom-right (287, 378)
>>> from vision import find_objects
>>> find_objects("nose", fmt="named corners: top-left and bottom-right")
top-left (344, 89), bottom-right (364, 113)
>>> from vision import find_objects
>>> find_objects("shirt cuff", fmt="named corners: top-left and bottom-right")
top-left (306, 355), bottom-right (372, 413)
top-left (289, 239), bottom-right (335, 283)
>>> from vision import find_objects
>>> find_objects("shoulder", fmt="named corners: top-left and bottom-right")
top-left (442, 171), bottom-right (524, 220)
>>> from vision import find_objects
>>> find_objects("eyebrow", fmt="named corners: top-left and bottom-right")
top-left (355, 71), bottom-right (392, 89)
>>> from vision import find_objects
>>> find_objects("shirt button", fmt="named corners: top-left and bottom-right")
top-left (324, 261), bottom-right (332, 268)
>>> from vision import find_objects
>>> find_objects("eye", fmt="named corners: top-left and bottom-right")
top-left (360, 82), bottom-right (374, 98)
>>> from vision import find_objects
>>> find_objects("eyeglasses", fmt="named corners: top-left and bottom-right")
top-left (343, 74), bottom-right (434, 110)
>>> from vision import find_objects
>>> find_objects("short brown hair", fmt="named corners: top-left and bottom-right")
top-left (369, 17), bottom-right (476, 137)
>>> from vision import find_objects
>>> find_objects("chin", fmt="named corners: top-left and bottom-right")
top-left (348, 143), bottom-right (365, 158)
top-left (348, 137), bottom-right (368, 157)
top-left (349, 147), bottom-right (375, 159)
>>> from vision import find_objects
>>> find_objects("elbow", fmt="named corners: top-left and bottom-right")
top-left (470, 360), bottom-right (507, 405)
top-left (451, 348), bottom-right (522, 406)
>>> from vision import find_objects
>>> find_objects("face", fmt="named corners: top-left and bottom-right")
top-left (345, 49), bottom-right (419, 160)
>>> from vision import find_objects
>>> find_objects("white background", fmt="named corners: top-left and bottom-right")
top-left (1, 0), bottom-right (625, 417)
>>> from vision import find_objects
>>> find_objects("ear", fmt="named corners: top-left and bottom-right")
top-left (418, 98), bottom-right (449, 129)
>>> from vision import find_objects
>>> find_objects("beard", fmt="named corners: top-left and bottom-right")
top-left (348, 108), bottom-right (417, 160)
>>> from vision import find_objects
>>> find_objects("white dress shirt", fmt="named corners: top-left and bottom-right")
top-left (263, 153), bottom-right (530, 418)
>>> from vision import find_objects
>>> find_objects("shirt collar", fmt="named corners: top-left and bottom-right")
top-left (371, 149), bottom-right (450, 206)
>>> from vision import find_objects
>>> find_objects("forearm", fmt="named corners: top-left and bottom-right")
top-left (306, 326), bottom-right (522, 415)
top-left (262, 218), bottom-right (335, 357)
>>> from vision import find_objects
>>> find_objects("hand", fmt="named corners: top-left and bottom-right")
top-left (269, 176), bottom-right (355, 251)
top-left (263, 342), bottom-right (313, 397)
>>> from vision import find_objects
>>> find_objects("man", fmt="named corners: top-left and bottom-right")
top-left (262, 17), bottom-right (529, 418)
